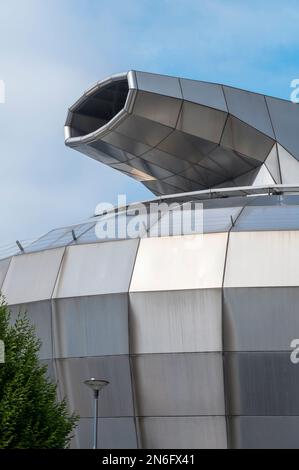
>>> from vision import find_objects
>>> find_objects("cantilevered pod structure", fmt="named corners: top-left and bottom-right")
top-left (65, 71), bottom-right (299, 194)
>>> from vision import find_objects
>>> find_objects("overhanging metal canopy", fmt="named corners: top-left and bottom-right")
top-left (65, 71), bottom-right (299, 195)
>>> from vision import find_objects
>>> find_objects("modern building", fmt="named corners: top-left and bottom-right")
top-left (1, 71), bottom-right (299, 448)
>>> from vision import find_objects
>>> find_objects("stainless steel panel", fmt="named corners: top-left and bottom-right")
top-left (139, 417), bottom-right (227, 449)
top-left (162, 175), bottom-right (202, 192)
top-left (53, 294), bottom-right (129, 358)
top-left (229, 417), bottom-right (299, 449)
top-left (132, 353), bottom-right (225, 416)
top-left (225, 352), bottom-right (299, 415)
top-left (129, 289), bottom-right (222, 354)
top-left (177, 102), bottom-right (227, 144)
top-left (232, 168), bottom-right (258, 187)
top-left (224, 231), bottom-right (299, 288)
top-left (223, 86), bottom-right (274, 138)
top-left (135, 71), bottom-right (182, 99)
top-left (142, 180), bottom-right (180, 196)
top-left (102, 130), bottom-right (151, 157)
top-left (158, 130), bottom-right (217, 163)
top-left (2, 248), bottom-right (64, 304)
top-left (116, 114), bottom-right (173, 147)
top-left (133, 91), bottom-right (181, 128)
top-left (208, 146), bottom-right (256, 178)
top-left (180, 78), bottom-right (227, 112)
top-left (177, 165), bottom-right (212, 186)
top-left (252, 164), bottom-right (275, 185)
top-left (142, 148), bottom-right (191, 173)
top-left (264, 144), bottom-right (281, 183)
top-left (72, 417), bottom-right (137, 449)
top-left (130, 233), bottom-right (228, 292)
top-left (53, 240), bottom-right (139, 298)
top-left (127, 157), bottom-right (173, 179)
top-left (266, 96), bottom-right (299, 160)
top-left (55, 356), bottom-right (134, 417)
top-left (221, 115), bottom-right (274, 162)
top-left (224, 287), bottom-right (299, 351)
top-left (88, 139), bottom-right (135, 163)
top-left (0, 257), bottom-right (10, 288)
top-left (278, 144), bottom-right (299, 184)
top-left (10, 301), bottom-right (53, 360)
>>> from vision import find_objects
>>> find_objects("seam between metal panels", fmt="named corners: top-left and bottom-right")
top-left (220, 197), bottom-right (257, 449)
top-left (0, 256), bottom-right (12, 291)
top-left (264, 98), bottom-right (283, 184)
top-left (50, 247), bottom-right (67, 363)
top-left (127, 238), bottom-right (142, 448)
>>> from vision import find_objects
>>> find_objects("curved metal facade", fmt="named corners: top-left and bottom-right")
top-left (1, 191), bottom-right (299, 448)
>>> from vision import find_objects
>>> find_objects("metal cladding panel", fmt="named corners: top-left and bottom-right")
top-left (278, 144), bottom-right (299, 184)
top-left (129, 289), bottom-right (222, 354)
top-left (224, 231), bottom-right (299, 288)
top-left (180, 79), bottom-right (227, 112)
top-left (102, 131), bottom-right (151, 157)
top-left (142, 147), bottom-right (191, 173)
top-left (52, 294), bottom-right (129, 358)
top-left (130, 233), bottom-right (228, 292)
top-left (133, 91), bottom-right (182, 128)
top-left (124, 157), bottom-right (172, 180)
top-left (142, 180), bottom-right (180, 196)
top-left (264, 144), bottom-right (281, 183)
top-left (225, 352), bottom-right (299, 415)
top-left (162, 175), bottom-right (200, 192)
top-left (223, 86), bottom-right (275, 139)
top-left (158, 131), bottom-right (217, 164)
top-left (115, 114), bottom-right (173, 147)
top-left (221, 115), bottom-right (274, 162)
top-left (2, 248), bottom-right (64, 305)
top-left (53, 240), bottom-right (139, 298)
top-left (229, 417), bottom-right (299, 449)
top-left (135, 71), bottom-right (182, 99)
top-left (9, 301), bottom-right (53, 360)
top-left (207, 146), bottom-right (255, 177)
top-left (176, 101), bottom-right (227, 144)
top-left (88, 139), bottom-right (134, 163)
top-left (132, 353), bottom-right (225, 416)
top-left (252, 165), bottom-right (275, 185)
top-left (55, 356), bottom-right (134, 418)
top-left (0, 258), bottom-right (10, 288)
top-left (72, 417), bottom-right (137, 449)
top-left (138, 417), bottom-right (227, 449)
top-left (266, 96), bottom-right (299, 160)
top-left (223, 287), bottom-right (299, 351)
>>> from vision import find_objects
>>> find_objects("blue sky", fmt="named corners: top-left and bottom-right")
top-left (0, 0), bottom-right (299, 245)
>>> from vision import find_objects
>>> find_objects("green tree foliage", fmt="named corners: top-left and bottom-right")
top-left (0, 297), bottom-right (78, 448)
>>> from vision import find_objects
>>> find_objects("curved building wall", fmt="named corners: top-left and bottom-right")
top-left (2, 212), bottom-right (299, 448)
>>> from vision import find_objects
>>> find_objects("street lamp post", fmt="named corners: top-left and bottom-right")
top-left (84, 378), bottom-right (109, 449)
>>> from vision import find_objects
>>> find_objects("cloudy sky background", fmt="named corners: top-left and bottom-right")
top-left (0, 0), bottom-right (299, 245)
